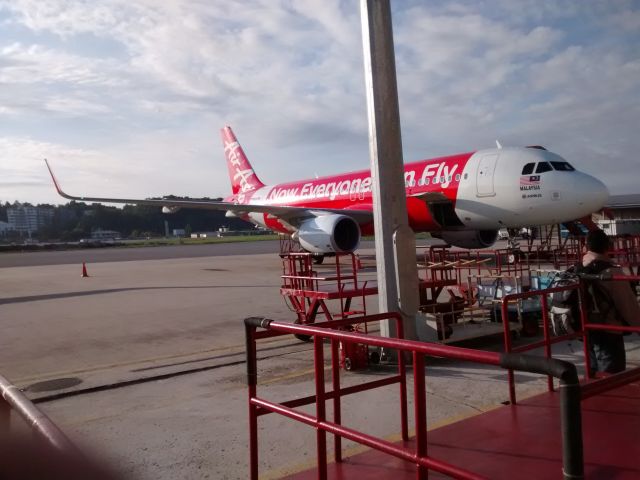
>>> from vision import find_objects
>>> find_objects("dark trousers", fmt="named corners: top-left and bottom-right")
top-left (588, 331), bottom-right (626, 375)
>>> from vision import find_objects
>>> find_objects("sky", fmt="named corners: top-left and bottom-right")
top-left (1, 0), bottom-right (639, 206)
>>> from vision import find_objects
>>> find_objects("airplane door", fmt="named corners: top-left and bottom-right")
top-left (476, 154), bottom-right (498, 197)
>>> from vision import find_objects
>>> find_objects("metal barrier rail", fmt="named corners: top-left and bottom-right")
top-left (0, 373), bottom-right (77, 452)
top-left (500, 275), bottom-right (640, 403)
top-left (245, 313), bottom-right (584, 480)
top-left (500, 284), bottom-right (582, 404)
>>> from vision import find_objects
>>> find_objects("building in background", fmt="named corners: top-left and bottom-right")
top-left (0, 221), bottom-right (11, 236)
top-left (7, 205), bottom-right (54, 236)
top-left (596, 194), bottom-right (640, 235)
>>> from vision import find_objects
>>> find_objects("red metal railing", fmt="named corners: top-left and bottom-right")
top-left (245, 313), bottom-right (584, 479)
top-left (422, 233), bottom-right (640, 282)
top-left (501, 284), bottom-right (582, 404)
top-left (280, 252), bottom-right (376, 325)
top-left (0, 373), bottom-right (77, 452)
top-left (500, 274), bottom-right (640, 404)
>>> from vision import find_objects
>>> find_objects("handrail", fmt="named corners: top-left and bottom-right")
top-left (245, 314), bottom-right (584, 480)
top-left (0, 373), bottom-right (78, 453)
top-left (500, 276), bottom-right (640, 398)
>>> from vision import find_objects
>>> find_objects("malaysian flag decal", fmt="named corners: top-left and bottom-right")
top-left (520, 175), bottom-right (541, 190)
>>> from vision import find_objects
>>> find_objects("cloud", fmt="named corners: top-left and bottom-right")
top-left (0, 0), bottom-right (639, 205)
top-left (1, 1), bottom-right (368, 139)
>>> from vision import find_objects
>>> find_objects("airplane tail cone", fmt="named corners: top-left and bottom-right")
top-left (81, 262), bottom-right (89, 278)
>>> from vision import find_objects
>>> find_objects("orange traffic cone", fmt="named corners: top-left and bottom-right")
top-left (81, 262), bottom-right (89, 278)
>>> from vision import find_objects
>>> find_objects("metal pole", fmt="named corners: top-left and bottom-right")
top-left (501, 300), bottom-right (516, 404)
top-left (245, 323), bottom-right (259, 480)
top-left (397, 317), bottom-right (409, 441)
top-left (331, 339), bottom-right (343, 462)
top-left (360, 0), bottom-right (419, 342)
top-left (541, 295), bottom-right (554, 392)
top-left (560, 376), bottom-right (584, 479)
top-left (313, 336), bottom-right (327, 478)
top-left (413, 353), bottom-right (428, 479)
top-left (0, 374), bottom-right (77, 453)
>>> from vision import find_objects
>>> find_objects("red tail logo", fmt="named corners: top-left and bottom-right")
top-left (221, 126), bottom-right (265, 201)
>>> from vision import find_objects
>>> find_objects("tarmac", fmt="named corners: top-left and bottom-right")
top-left (1, 241), bottom-right (639, 479)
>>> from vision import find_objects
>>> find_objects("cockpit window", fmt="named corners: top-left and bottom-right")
top-left (521, 163), bottom-right (535, 175)
top-left (535, 162), bottom-right (552, 174)
top-left (550, 161), bottom-right (575, 171)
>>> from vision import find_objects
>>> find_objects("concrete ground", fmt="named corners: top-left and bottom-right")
top-left (1, 242), bottom-right (639, 479)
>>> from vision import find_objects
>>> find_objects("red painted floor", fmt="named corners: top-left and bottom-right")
top-left (284, 382), bottom-right (640, 479)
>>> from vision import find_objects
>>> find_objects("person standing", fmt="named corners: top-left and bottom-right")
top-left (581, 229), bottom-right (640, 375)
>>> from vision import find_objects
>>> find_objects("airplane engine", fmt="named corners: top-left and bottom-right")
top-left (437, 229), bottom-right (498, 249)
top-left (295, 214), bottom-right (361, 254)
top-left (162, 206), bottom-right (181, 214)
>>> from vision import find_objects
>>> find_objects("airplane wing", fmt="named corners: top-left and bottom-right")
top-left (45, 160), bottom-right (374, 225)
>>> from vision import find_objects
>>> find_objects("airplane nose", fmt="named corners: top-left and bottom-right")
top-left (578, 174), bottom-right (609, 213)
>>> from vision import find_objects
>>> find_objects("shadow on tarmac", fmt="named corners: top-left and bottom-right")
top-left (0, 285), bottom-right (275, 305)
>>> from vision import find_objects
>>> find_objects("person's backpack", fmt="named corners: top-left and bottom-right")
top-left (549, 266), bottom-right (580, 335)
top-left (548, 260), bottom-right (616, 335)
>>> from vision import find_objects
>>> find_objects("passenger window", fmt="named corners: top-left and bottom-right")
top-left (535, 162), bottom-right (552, 174)
top-left (455, 174), bottom-right (461, 181)
top-left (522, 163), bottom-right (535, 175)
top-left (424, 178), bottom-right (430, 185)
top-left (550, 161), bottom-right (575, 171)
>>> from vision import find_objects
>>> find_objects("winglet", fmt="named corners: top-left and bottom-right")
top-left (44, 159), bottom-right (72, 199)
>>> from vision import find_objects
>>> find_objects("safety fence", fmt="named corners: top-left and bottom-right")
top-left (245, 313), bottom-right (584, 480)
top-left (421, 233), bottom-right (640, 279)
top-left (0, 373), bottom-right (77, 452)
top-left (500, 274), bottom-right (640, 405)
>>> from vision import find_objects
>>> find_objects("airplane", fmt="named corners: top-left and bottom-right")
top-left (46, 126), bottom-right (609, 260)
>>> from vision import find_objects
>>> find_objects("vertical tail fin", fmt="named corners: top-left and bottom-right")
top-left (221, 126), bottom-right (265, 196)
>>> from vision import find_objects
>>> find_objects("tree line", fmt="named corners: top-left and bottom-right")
top-left (0, 199), bottom-right (255, 241)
